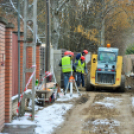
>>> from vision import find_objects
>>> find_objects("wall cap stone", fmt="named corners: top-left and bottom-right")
top-left (37, 39), bottom-right (41, 46)
top-left (6, 23), bottom-right (14, 29)
top-left (36, 42), bottom-right (41, 46)
top-left (13, 31), bottom-right (24, 36)
top-left (12, 96), bottom-right (18, 103)
top-left (0, 17), bottom-right (8, 25)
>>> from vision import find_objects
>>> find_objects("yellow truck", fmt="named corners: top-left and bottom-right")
top-left (86, 45), bottom-right (125, 92)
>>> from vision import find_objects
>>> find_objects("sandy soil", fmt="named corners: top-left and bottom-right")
top-left (53, 90), bottom-right (134, 134)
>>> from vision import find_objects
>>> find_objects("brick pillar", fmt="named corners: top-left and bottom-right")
top-left (26, 46), bottom-right (33, 89)
top-left (36, 46), bottom-right (40, 82)
top-left (20, 34), bottom-right (24, 93)
top-left (5, 23), bottom-right (14, 123)
top-left (0, 17), bottom-right (7, 132)
top-left (25, 46), bottom-right (40, 89)
top-left (20, 39), bottom-right (40, 91)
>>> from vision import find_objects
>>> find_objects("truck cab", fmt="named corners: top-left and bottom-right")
top-left (96, 47), bottom-right (118, 84)
top-left (86, 45), bottom-right (125, 92)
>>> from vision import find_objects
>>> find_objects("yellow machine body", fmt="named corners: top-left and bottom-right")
top-left (90, 54), bottom-right (123, 89)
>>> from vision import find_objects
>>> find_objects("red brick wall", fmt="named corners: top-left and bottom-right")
top-left (0, 22), bottom-right (6, 132)
top-left (5, 27), bottom-right (13, 123)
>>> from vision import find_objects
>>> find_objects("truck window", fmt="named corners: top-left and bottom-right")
top-left (99, 52), bottom-right (116, 63)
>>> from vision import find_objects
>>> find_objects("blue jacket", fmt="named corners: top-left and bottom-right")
top-left (76, 53), bottom-right (82, 60)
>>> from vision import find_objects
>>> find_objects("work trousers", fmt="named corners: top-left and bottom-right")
top-left (75, 72), bottom-right (84, 87)
top-left (63, 72), bottom-right (71, 91)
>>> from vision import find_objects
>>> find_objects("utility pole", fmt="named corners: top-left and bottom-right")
top-left (17, 0), bottom-right (20, 116)
top-left (45, 0), bottom-right (51, 83)
top-left (101, 0), bottom-right (106, 46)
top-left (32, 0), bottom-right (37, 120)
top-left (20, 0), bottom-right (37, 120)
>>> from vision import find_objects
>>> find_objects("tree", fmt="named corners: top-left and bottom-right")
top-left (95, 0), bottom-right (134, 55)
top-left (126, 44), bottom-right (134, 54)
top-left (1, 0), bottom-right (134, 54)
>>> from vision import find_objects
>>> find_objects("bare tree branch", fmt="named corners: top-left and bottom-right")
top-left (9, 0), bottom-right (41, 43)
top-left (56, 0), bottom-right (69, 13)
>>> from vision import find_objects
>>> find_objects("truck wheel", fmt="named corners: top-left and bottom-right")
top-left (118, 75), bottom-right (126, 92)
top-left (86, 74), bottom-right (94, 91)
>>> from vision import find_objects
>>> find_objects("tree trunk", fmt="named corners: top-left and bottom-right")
top-left (69, 0), bottom-right (76, 51)
top-left (50, 0), bottom-right (59, 49)
top-left (101, 18), bottom-right (106, 46)
top-left (101, 0), bottom-right (106, 46)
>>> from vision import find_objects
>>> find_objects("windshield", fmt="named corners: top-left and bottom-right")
top-left (99, 52), bottom-right (116, 63)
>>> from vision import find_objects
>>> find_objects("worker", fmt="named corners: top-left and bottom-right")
top-left (75, 50), bottom-right (88, 61)
top-left (59, 51), bottom-right (75, 92)
top-left (75, 50), bottom-right (88, 87)
top-left (75, 56), bottom-right (88, 88)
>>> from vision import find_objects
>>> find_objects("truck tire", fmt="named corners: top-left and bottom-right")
top-left (118, 75), bottom-right (126, 92)
top-left (86, 74), bottom-right (94, 91)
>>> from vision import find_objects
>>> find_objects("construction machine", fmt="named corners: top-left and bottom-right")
top-left (86, 44), bottom-right (125, 92)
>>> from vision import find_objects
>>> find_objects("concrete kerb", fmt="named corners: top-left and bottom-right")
top-left (5, 123), bottom-right (37, 127)
top-left (2, 123), bottom-right (37, 134)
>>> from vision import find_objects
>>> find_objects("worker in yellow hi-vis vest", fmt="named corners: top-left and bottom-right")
top-left (75, 56), bottom-right (88, 88)
top-left (59, 51), bottom-right (75, 92)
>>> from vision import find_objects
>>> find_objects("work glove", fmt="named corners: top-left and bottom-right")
top-left (73, 64), bottom-right (76, 72)
top-left (75, 74), bottom-right (77, 81)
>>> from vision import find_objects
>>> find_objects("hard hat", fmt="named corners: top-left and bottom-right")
top-left (83, 50), bottom-right (88, 55)
top-left (81, 56), bottom-right (85, 61)
top-left (70, 52), bottom-right (74, 57)
top-left (64, 51), bottom-right (70, 56)
top-left (107, 44), bottom-right (111, 48)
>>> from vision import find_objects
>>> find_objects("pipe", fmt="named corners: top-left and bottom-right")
top-left (17, 0), bottom-right (20, 116)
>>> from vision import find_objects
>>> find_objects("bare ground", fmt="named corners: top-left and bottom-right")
top-left (53, 90), bottom-right (134, 134)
